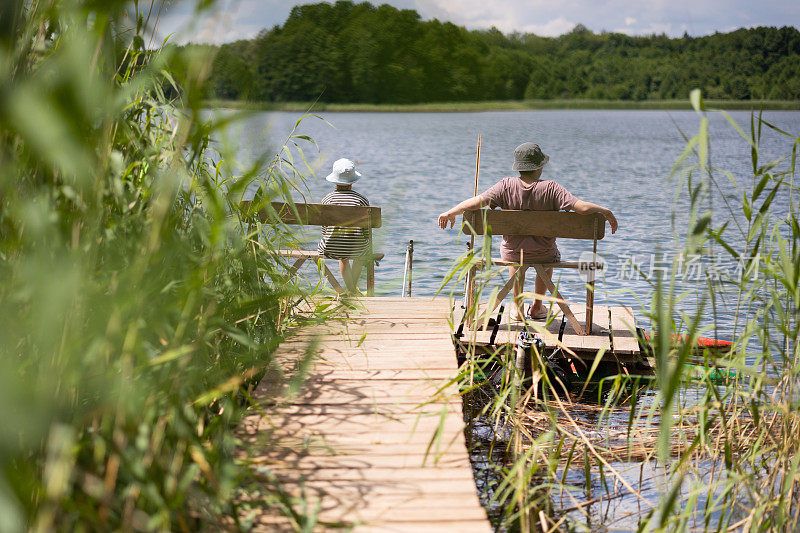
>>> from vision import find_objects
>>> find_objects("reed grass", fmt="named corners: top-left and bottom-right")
top-left (448, 89), bottom-right (800, 531)
top-left (0, 2), bottom-right (333, 530)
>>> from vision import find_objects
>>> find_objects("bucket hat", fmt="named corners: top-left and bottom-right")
top-left (511, 142), bottom-right (549, 171)
top-left (325, 158), bottom-right (362, 185)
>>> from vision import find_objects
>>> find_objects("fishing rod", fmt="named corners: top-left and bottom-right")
top-left (464, 135), bottom-right (481, 310)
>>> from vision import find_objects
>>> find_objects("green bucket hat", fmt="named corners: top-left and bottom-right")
top-left (512, 142), bottom-right (549, 171)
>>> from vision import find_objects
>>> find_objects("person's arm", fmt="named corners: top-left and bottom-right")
top-left (437, 195), bottom-right (487, 229)
top-left (572, 200), bottom-right (618, 234)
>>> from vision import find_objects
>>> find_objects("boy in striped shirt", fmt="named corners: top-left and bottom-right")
top-left (318, 158), bottom-right (370, 293)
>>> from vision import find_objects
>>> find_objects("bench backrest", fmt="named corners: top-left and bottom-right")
top-left (242, 201), bottom-right (382, 229)
top-left (463, 209), bottom-right (605, 240)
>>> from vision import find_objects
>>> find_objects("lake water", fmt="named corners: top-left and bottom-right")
top-left (228, 109), bottom-right (799, 530)
top-left (231, 109), bottom-right (800, 339)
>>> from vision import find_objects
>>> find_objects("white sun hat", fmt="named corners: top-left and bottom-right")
top-left (325, 158), bottom-right (362, 185)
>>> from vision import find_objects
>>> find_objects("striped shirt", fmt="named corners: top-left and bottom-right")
top-left (317, 189), bottom-right (371, 260)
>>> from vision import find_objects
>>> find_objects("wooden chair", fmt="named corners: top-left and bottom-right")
top-left (463, 209), bottom-right (607, 335)
top-left (242, 201), bottom-right (383, 295)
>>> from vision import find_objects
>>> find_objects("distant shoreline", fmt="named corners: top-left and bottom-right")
top-left (206, 98), bottom-right (800, 113)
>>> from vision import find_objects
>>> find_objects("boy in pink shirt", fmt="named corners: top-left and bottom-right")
top-left (437, 142), bottom-right (618, 321)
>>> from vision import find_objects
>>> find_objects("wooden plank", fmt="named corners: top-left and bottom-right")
top-left (247, 452), bottom-right (468, 469)
top-left (296, 369), bottom-right (459, 380)
top-left (243, 201), bottom-right (382, 228)
top-left (249, 504), bottom-right (490, 527)
top-left (244, 404), bottom-right (461, 419)
top-left (339, 318), bottom-right (454, 325)
top-left (252, 425), bottom-right (468, 445)
top-left (257, 380), bottom-right (458, 405)
top-left (279, 249), bottom-right (321, 258)
top-left (477, 259), bottom-right (604, 268)
top-left (252, 441), bottom-right (469, 459)
top-left (278, 249), bottom-right (385, 261)
top-left (242, 404), bottom-right (462, 419)
top-left (463, 209), bottom-right (605, 239)
top-left (265, 466), bottom-right (477, 482)
top-left (310, 321), bottom-right (454, 333)
top-left (288, 357), bottom-right (461, 371)
top-left (278, 337), bottom-right (456, 348)
top-left (274, 350), bottom-right (459, 363)
top-left (358, 521), bottom-right (491, 533)
top-left (249, 518), bottom-right (491, 533)
top-left (609, 305), bottom-right (640, 354)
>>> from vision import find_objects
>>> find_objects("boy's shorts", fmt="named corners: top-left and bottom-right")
top-left (501, 247), bottom-right (560, 265)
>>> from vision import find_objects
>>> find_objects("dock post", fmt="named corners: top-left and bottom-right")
top-left (402, 240), bottom-right (414, 297)
top-left (367, 211), bottom-right (375, 296)
top-left (585, 218), bottom-right (599, 335)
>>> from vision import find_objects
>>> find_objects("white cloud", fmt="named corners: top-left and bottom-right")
top-left (625, 16), bottom-right (636, 26)
top-left (521, 17), bottom-right (577, 36)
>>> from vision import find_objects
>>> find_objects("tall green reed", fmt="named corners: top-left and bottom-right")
top-left (446, 90), bottom-right (799, 531)
top-left (0, 1), bottom-right (326, 530)
top-left (635, 92), bottom-right (800, 530)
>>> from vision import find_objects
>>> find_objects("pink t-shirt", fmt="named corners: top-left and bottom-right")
top-left (480, 177), bottom-right (578, 262)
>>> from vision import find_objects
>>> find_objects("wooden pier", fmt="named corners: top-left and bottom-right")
top-left (237, 295), bottom-right (642, 531)
top-left (238, 297), bottom-right (492, 532)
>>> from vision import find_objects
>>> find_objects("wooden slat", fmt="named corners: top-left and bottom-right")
top-left (243, 201), bottom-right (382, 228)
top-left (609, 305), bottom-right (640, 354)
top-left (463, 209), bottom-right (605, 239)
top-left (479, 259), bottom-right (604, 268)
top-left (265, 466), bottom-right (477, 482)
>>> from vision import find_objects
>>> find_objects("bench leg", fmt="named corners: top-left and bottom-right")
top-left (317, 259), bottom-right (345, 294)
top-left (532, 264), bottom-right (586, 336)
top-left (586, 277), bottom-right (595, 335)
top-left (482, 265), bottom-right (526, 323)
top-left (367, 259), bottom-right (375, 296)
top-left (287, 256), bottom-right (307, 278)
top-left (466, 266), bottom-right (477, 311)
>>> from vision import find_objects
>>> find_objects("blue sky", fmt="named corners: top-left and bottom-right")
top-left (155, 0), bottom-right (800, 45)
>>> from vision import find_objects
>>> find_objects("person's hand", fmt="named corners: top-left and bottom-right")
top-left (604, 210), bottom-right (618, 234)
top-left (438, 212), bottom-right (456, 229)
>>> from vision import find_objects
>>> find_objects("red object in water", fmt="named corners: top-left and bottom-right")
top-left (692, 335), bottom-right (732, 348)
top-left (642, 331), bottom-right (732, 348)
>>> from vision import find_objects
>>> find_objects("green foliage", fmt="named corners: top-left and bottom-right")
top-left (0, 1), bottom-right (321, 530)
top-left (205, 1), bottom-right (800, 104)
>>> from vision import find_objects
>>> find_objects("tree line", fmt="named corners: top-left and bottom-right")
top-left (204, 1), bottom-right (800, 103)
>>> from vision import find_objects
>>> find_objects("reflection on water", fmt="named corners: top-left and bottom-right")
top-left (229, 109), bottom-right (800, 340)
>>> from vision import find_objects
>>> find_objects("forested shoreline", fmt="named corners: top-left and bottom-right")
top-left (205, 1), bottom-right (800, 104)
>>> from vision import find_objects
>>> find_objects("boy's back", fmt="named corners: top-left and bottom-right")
top-left (317, 185), bottom-right (370, 260)
top-left (481, 176), bottom-right (577, 262)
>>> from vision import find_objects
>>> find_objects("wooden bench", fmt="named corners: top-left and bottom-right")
top-left (241, 201), bottom-right (383, 295)
top-left (463, 209), bottom-right (607, 335)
